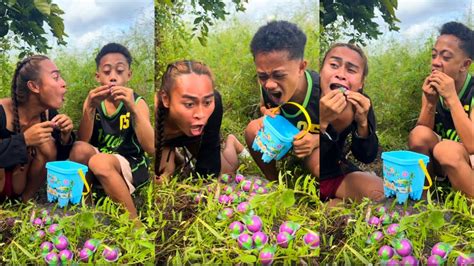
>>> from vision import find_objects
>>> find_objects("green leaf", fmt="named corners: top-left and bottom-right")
top-left (34, 0), bottom-right (51, 15)
top-left (78, 212), bottom-right (95, 229)
top-left (428, 210), bottom-right (445, 229)
top-left (237, 254), bottom-right (257, 263)
top-left (281, 189), bottom-right (295, 208)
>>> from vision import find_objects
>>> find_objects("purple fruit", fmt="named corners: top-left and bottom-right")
top-left (456, 254), bottom-right (474, 266)
top-left (380, 213), bottom-right (392, 225)
top-left (394, 239), bottom-right (413, 257)
top-left (391, 211), bottom-right (401, 222)
top-left (53, 235), bottom-right (68, 250)
top-left (367, 231), bottom-right (384, 244)
top-left (222, 185), bottom-right (234, 195)
top-left (303, 232), bottom-right (320, 249)
top-left (44, 251), bottom-right (59, 265)
top-left (431, 242), bottom-right (452, 259)
top-left (58, 249), bottom-right (73, 262)
top-left (219, 174), bottom-right (231, 183)
top-left (401, 255), bottom-right (419, 266)
top-left (279, 221), bottom-right (299, 235)
top-left (228, 193), bottom-right (240, 203)
top-left (244, 215), bottom-right (263, 233)
top-left (237, 233), bottom-right (253, 250)
top-left (40, 209), bottom-right (49, 218)
top-left (252, 232), bottom-right (268, 249)
top-left (427, 254), bottom-right (444, 265)
top-left (194, 193), bottom-right (203, 204)
top-left (33, 230), bottom-right (46, 241)
top-left (40, 241), bottom-right (54, 254)
top-left (256, 187), bottom-right (268, 194)
top-left (376, 206), bottom-right (387, 216)
top-left (79, 248), bottom-right (94, 262)
top-left (254, 178), bottom-right (264, 186)
top-left (387, 223), bottom-right (400, 236)
top-left (378, 245), bottom-right (394, 260)
top-left (33, 217), bottom-right (43, 227)
top-left (241, 180), bottom-right (253, 192)
top-left (276, 232), bottom-right (293, 248)
top-left (102, 246), bottom-right (120, 262)
top-left (48, 224), bottom-right (60, 235)
top-left (42, 216), bottom-right (53, 226)
top-left (218, 194), bottom-right (230, 204)
top-left (368, 216), bottom-right (380, 227)
top-left (237, 201), bottom-right (251, 213)
top-left (229, 221), bottom-right (245, 238)
top-left (235, 174), bottom-right (245, 184)
top-left (218, 208), bottom-right (233, 220)
top-left (259, 246), bottom-right (276, 265)
top-left (84, 239), bottom-right (101, 252)
top-left (386, 258), bottom-right (400, 266)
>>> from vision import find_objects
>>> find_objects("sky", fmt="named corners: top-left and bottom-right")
top-left (47, 0), bottom-right (471, 50)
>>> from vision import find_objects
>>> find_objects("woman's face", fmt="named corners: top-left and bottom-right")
top-left (36, 59), bottom-right (67, 109)
top-left (164, 73), bottom-right (215, 137)
top-left (320, 46), bottom-right (365, 95)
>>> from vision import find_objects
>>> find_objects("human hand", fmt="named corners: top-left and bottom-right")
top-left (260, 105), bottom-right (279, 118)
top-left (421, 75), bottom-right (439, 105)
top-left (345, 90), bottom-right (370, 127)
top-left (320, 89), bottom-right (347, 125)
top-left (428, 70), bottom-right (456, 103)
top-left (23, 121), bottom-right (55, 147)
top-left (51, 114), bottom-right (73, 144)
top-left (111, 86), bottom-right (135, 110)
top-left (292, 132), bottom-right (318, 158)
top-left (85, 85), bottom-right (111, 109)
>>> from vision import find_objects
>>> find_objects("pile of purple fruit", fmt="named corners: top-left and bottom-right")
top-left (367, 206), bottom-right (473, 265)
top-left (30, 209), bottom-right (120, 264)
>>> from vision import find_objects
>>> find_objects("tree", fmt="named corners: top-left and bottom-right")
top-left (320, 0), bottom-right (400, 49)
top-left (0, 0), bottom-right (67, 57)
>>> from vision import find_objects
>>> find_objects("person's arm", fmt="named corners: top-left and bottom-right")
top-left (416, 75), bottom-right (438, 129)
top-left (351, 104), bottom-right (379, 164)
top-left (130, 98), bottom-right (154, 155)
top-left (78, 85), bottom-right (111, 141)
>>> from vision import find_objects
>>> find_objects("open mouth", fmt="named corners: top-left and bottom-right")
top-left (267, 90), bottom-right (283, 104)
top-left (330, 83), bottom-right (349, 93)
top-left (190, 125), bottom-right (204, 136)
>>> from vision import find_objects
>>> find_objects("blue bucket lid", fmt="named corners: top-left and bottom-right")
top-left (46, 161), bottom-right (88, 174)
top-left (263, 115), bottom-right (300, 142)
top-left (381, 150), bottom-right (430, 165)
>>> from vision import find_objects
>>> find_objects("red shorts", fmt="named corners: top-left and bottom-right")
top-left (0, 170), bottom-right (18, 200)
top-left (320, 175), bottom-right (346, 200)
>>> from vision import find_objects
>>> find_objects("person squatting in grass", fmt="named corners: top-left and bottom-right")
top-left (154, 60), bottom-right (246, 182)
top-left (0, 55), bottom-right (74, 202)
top-left (244, 20), bottom-right (319, 181)
top-left (69, 43), bottom-right (154, 220)
top-left (319, 43), bottom-right (384, 204)
top-left (408, 22), bottom-right (474, 198)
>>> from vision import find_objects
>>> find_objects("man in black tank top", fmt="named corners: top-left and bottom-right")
top-left (69, 43), bottom-right (154, 220)
top-left (409, 22), bottom-right (474, 198)
top-left (244, 21), bottom-right (319, 181)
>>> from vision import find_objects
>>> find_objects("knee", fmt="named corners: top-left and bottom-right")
top-left (36, 141), bottom-right (57, 162)
top-left (69, 141), bottom-right (96, 164)
top-left (88, 154), bottom-right (115, 177)
top-left (408, 125), bottom-right (435, 151)
top-left (433, 141), bottom-right (465, 167)
top-left (244, 119), bottom-right (261, 144)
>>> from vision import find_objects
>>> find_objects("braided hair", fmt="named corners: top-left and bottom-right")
top-left (11, 55), bottom-right (50, 134)
top-left (155, 60), bottom-right (215, 176)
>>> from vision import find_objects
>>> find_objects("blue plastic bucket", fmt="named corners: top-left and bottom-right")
top-left (252, 114), bottom-right (300, 163)
top-left (381, 151), bottom-right (432, 204)
top-left (46, 161), bottom-right (90, 207)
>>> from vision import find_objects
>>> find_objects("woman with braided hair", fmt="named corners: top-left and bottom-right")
top-left (0, 55), bottom-right (74, 202)
top-left (155, 60), bottom-right (246, 182)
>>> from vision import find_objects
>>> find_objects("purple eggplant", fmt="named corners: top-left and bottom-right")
top-left (235, 174), bottom-right (245, 184)
top-left (217, 207), bottom-right (233, 220)
top-left (40, 241), bottom-right (54, 254)
top-left (58, 249), bottom-right (73, 262)
top-left (52, 235), bottom-right (68, 250)
top-left (393, 239), bottom-right (412, 257)
top-left (43, 251), bottom-right (59, 265)
top-left (219, 174), bottom-right (231, 183)
top-left (431, 242), bottom-right (452, 259)
top-left (367, 231), bottom-right (384, 244)
top-left (278, 221), bottom-right (299, 235)
top-left (378, 245), bottom-right (394, 260)
top-left (368, 216), bottom-right (380, 227)
top-left (79, 248), bottom-right (94, 262)
top-left (386, 223), bottom-right (400, 236)
top-left (400, 255), bottom-right (419, 266)
top-left (276, 232), bottom-right (293, 248)
top-left (456, 254), bottom-right (474, 266)
top-left (228, 221), bottom-right (245, 238)
top-left (84, 238), bottom-right (101, 252)
top-left (426, 254), bottom-right (444, 265)
top-left (237, 233), bottom-right (253, 250)
top-left (252, 232), bottom-right (268, 249)
top-left (244, 215), bottom-right (263, 233)
top-left (303, 231), bottom-right (320, 249)
top-left (237, 201), bottom-right (251, 213)
top-left (259, 246), bottom-right (276, 265)
top-left (102, 246), bottom-right (120, 262)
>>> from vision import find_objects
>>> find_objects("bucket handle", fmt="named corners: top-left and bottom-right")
top-left (418, 159), bottom-right (432, 190)
top-left (77, 169), bottom-right (91, 195)
top-left (272, 101), bottom-right (312, 140)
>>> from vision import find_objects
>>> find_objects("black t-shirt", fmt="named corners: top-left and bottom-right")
top-left (90, 93), bottom-right (149, 186)
top-left (162, 90), bottom-right (223, 178)
top-left (261, 70), bottom-right (319, 134)
top-left (434, 73), bottom-right (473, 141)
top-left (319, 92), bottom-right (379, 181)
top-left (0, 105), bottom-right (73, 169)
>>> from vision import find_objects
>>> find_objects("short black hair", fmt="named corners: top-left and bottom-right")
top-left (439, 21), bottom-right (473, 59)
top-left (95, 42), bottom-right (133, 68)
top-left (250, 20), bottom-right (307, 60)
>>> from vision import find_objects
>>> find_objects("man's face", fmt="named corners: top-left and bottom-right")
top-left (320, 46), bottom-right (365, 95)
top-left (432, 34), bottom-right (470, 81)
top-left (96, 53), bottom-right (131, 86)
top-left (254, 50), bottom-right (306, 105)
